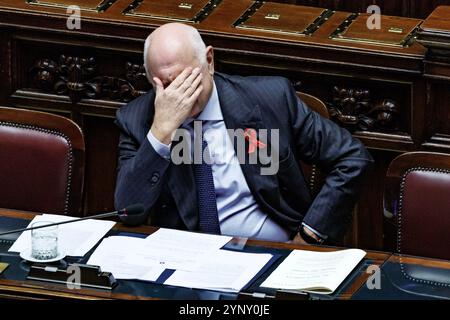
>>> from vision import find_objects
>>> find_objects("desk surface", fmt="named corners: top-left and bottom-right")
top-left (0, 209), bottom-right (448, 300)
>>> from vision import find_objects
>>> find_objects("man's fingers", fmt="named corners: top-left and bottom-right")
top-left (186, 84), bottom-right (203, 105)
top-left (178, 67), bottom-right (201, 93)
top-left (170, 67), bottom-right (193, 89)
top-left (183, 72), bottom-right (203, 99)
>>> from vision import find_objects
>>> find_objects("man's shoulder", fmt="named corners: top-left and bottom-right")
top-left (116, 90), bottom-right (155, 124)
top-left (216, 72), bottom-right (291, 91)
top-left (215, 73), bottom-right (295, 115)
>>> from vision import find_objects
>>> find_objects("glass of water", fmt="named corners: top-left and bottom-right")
top-left (31, 221), bottom-right (58, 260)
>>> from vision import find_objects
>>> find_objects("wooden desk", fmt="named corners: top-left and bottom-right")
top-left (0, 208), bottom-right (389, 300)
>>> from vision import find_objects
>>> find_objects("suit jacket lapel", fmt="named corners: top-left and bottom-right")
top-left (214, 74), bottom-right (264, 131)
top-left (214, 74), bottom-right (279, 207)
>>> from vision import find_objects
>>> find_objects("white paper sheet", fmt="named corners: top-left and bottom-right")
top-left (80, 228), bottom-right (270, 290)
top-left (86, 229), bottom-right (233, 281)
top-left (9, 214), bottom-right (115, 257)
top-left (260, 249), bottom-right (366, 294)
top-left (140, 228), bottom-right (233, 271)
top-left (87, 236), bottom-right (165, 281)
top-left (164, 250), bottom-right (273, 292)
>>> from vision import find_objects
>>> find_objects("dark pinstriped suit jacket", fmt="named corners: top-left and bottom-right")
top-left (114, 72), bottom-right (373, 241)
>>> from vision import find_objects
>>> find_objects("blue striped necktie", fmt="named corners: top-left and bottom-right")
top-left (193, 135), bottom-right (221, 234)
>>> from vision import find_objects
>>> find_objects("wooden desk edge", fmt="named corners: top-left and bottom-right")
top-left (0, 208), bottom-right (390, 300)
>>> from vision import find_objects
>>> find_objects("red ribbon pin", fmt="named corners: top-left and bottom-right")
top-left (244, 128), bottom-right (267, 154)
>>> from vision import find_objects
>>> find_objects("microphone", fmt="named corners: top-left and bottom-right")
top-left (0, 204), bottom-right (145, 237)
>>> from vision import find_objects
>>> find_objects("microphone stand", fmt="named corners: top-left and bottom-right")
top-left (0, 211), bottom-right (122, 237)
top-left (0, 205), bottom-right (143, 290)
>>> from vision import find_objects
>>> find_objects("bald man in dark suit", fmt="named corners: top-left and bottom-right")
top-left (115, 23), bottom-right (373, 245)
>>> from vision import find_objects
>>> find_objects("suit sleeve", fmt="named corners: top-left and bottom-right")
top-left (284, 80), bottom-right (374, 240)
top-left (114, 109), bottom-right (171, 222)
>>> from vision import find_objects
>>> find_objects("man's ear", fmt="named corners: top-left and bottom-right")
top-left (206, 46), bottom-right (215, 75)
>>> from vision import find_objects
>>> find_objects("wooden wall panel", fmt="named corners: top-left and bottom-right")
top-left (273, 0), bottom-right (450, 18)
top-left (423, 81), bottom-right (450, 152)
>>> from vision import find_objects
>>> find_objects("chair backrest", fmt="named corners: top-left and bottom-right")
top-left (385, 152), bottom-right (450, 260)
top-left (297, 92), bottom-right (330, 120)
top-left (296, 92), bottom-right (330, 198)
top-left (0, 107), bottom-right (85, 216)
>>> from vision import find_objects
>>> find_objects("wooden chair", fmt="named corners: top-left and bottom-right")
top-left (297, 92), bottom-right (330, 120)
top-left (384, 152), bottom-right (450, 260)
top-left (296, 92), bottom-right (330, 198)
top-left (0, 107), bottom-right (85, 216)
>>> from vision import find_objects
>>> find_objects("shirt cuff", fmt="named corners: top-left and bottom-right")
top-left (302, 222), bottom-right (328, 240)
top-left (147, 130), bottom-right (171, 160)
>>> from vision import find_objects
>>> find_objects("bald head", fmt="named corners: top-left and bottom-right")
top-left (143, 23), bottom-right (215, 118)
top-left (144, 23), bottom-right (207, 82)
